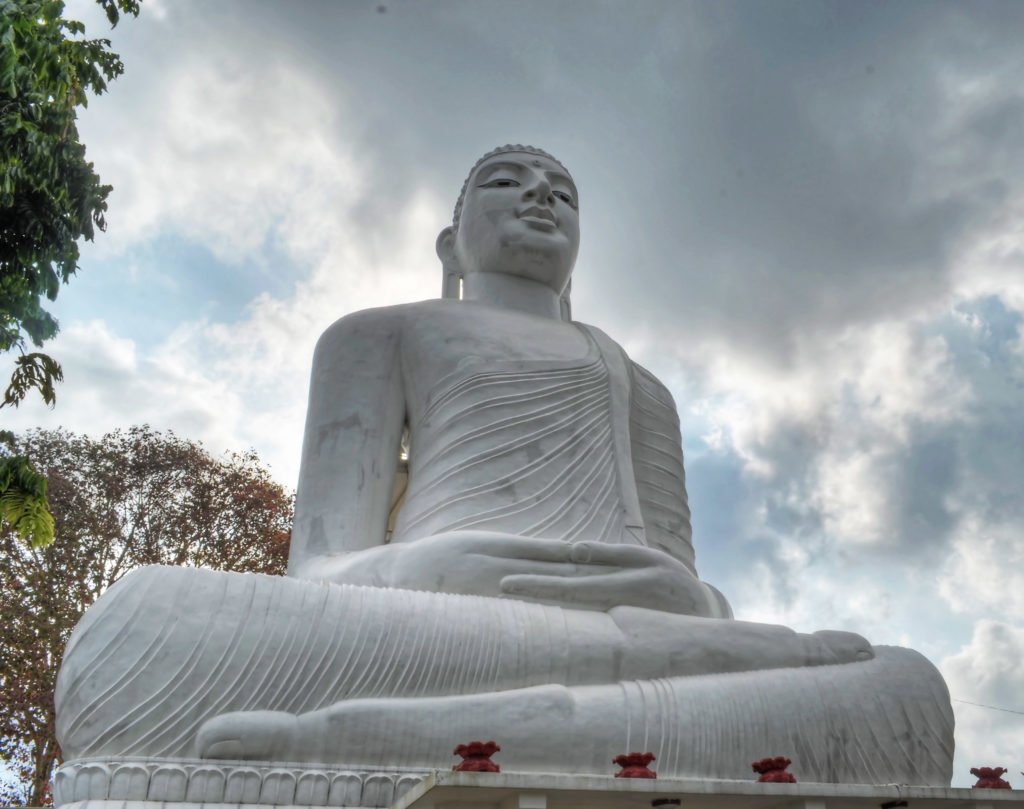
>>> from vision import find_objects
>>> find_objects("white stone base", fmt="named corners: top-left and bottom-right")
top-left (56, 769), bottom-right (1024, 809)
top-left (396, 771), bottom-right (1024, 809)
top-left (53, 758), bottom-right (429, 808)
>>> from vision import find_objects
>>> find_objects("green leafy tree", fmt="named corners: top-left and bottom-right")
top-left (0, 427), bottom-right (293, 806)
top-left (0, 435), bottom-right (53, 547)
top-left (1, 0), bottom-right (139, 547)
top-left (1, 0), bottom-right (139, 403)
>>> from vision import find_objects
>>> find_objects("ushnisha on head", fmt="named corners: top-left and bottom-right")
top-left (437, 145), bottom-right (579, 317)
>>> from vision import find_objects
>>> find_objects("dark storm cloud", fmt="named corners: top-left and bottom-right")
top-left (112, 1), bottom-right (1020, 359)
top-left (606, 1), bottom-right (1024, 358)
top-left (103, 0), bottom-right (1022, 569)
top-left (108, 0), bottom-right (1024, 358)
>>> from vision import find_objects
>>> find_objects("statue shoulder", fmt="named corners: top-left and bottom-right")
top-left (314, 300), bottom-right (454, 357)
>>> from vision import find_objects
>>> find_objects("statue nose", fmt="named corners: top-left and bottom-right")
top-left (523, 177), bottom-right (555, 206)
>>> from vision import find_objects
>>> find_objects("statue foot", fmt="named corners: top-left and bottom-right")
top-left (195, 685), bottom-right (577, 768)
top-left (808, 629), bottom-right (874, 665)
top-left (196, 710), bottom-right (300, 760)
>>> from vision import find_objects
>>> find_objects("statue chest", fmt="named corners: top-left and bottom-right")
top-left (391, 315), bottom-right (646, 546)
top-left (400, 307), bottom-right (592, 424)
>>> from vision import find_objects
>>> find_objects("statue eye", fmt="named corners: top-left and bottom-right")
top-left (480, 178), bottom-right (520, 188)
top-left (554, 190), bottom-right (578, 209)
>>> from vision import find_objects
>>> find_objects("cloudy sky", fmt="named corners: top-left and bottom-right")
top-left (8, 0), bottom-right (1024, 786)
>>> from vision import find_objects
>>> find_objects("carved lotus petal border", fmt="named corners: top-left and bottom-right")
top-left (54, 759), bottom-right (429, 808)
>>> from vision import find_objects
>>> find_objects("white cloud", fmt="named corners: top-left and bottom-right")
top-left (145, 183), bottom-right (443, 485)
top-left (943, 621), bottom-right (1024, 786)
top-left (814, 448), bottom-right (892, 545)
top-left (939, 516), bottom-right (1024, 617)
top-left (2, 320), bottom-right (244, 459)
top-left (86, 58), bottom-right (363, 266)
top-left (675, 313), bottom-right (971, 548)
top-left (7, 47), bottom-right (446, 485)
top-left (952, 219), bottom-right (1024, 315)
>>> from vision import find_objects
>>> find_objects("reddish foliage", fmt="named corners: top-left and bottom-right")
top-left (752, 756), bottom-right (797, 783)
top-left (0, 427), bottom-right (293, 805)
top-left (971, 767), bottom-right (1011, 789)
top-left (614, 752), bottom-right (657, 779)
top-left (452, 740), bottom-right (501, 772)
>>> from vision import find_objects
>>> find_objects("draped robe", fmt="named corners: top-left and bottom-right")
top-left (54, 308), bottom-right (954, 791)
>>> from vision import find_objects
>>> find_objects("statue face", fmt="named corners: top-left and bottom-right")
top-left (452, 152), bottom-right (580, 294)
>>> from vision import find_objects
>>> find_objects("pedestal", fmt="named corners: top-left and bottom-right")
top-left (53, 758), bottom-right (429, 809)
top-left (54, 768), bottom-right (1024, 809)
top-left (395, 772), bottom-right (1024, 809)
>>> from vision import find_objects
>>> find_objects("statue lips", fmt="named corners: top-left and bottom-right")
top-left (518, 205), bottom-right (558, 231)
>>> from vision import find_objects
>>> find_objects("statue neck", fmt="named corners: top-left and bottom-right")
top-left (461, 273), bottom-right (564, 320)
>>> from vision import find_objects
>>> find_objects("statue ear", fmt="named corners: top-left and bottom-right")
top-left (436, 227), bottom-right (463, 300)
top-left (436, 226), bottom-right (456, 264)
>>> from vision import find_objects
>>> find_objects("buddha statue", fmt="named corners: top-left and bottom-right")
top-left (54, 146), bottom-right (954, 793)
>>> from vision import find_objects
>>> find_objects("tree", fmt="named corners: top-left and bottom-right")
top-left (0, 427), bottom-right (293, 806)
top-left (0, 0), bottom-right (141, 549)
top-left (1, 0), bottom-right (140, 406)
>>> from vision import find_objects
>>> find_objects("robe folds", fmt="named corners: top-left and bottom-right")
top-left (57, 565), bottom-right (954, 785)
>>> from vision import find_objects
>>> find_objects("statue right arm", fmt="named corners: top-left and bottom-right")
top-left (288, 308), bottom-right (406, 579)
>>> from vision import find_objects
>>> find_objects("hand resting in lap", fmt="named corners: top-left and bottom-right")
top-left (297, 531), bottom-right (725, 617)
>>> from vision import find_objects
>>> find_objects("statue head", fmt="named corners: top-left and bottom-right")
top-left (437, 145), bottom-right (579, 318)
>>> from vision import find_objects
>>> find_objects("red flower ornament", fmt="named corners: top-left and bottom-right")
top-left (752, 757), bottom-right (797, 783)
top-left (971, 767), bottom-right (1011, 789)
top-left (453, 740), bottom-right (501, 772)
top-left (614, 752), bottom-right (657, 779)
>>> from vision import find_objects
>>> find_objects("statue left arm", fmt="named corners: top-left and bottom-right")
top-left (629, 360), bottom-right (733, 618)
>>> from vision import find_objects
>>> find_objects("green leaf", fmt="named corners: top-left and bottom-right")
top-left (0, 0), bottom-right (139, 408)
top-left (3, 352), bottom-right (64, 408)
top-left (0, 454), bottom-right (54, 548)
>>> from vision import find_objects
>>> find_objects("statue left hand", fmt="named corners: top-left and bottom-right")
top-left (303, 533), bottom-right (724, 617)
top-left (500, 541), bottom-right (723, 617)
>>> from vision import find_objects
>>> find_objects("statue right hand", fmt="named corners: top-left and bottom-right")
top-left (315, 531), bottom-right (584, 599)
top-left (304, 531), bottom-right (723, 616)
